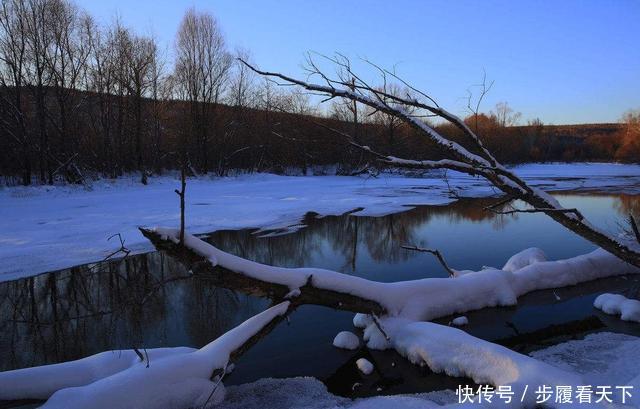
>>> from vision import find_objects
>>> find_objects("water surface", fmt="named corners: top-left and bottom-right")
top-left (1, 193), bottom-right (639, 397)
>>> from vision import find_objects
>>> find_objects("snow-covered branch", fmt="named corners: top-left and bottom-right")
top-left (0, 302), bottom-right (293, 408)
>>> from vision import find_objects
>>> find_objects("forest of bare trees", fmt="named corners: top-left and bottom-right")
top-left (1, 0), bottom-right (638, 186)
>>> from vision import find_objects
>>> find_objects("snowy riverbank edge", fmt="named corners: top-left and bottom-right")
top-left (2, 162), bottom-right (640, 281)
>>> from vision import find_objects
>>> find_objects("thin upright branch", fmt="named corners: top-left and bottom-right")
top-left (174, 168), bottom-right (186, 245)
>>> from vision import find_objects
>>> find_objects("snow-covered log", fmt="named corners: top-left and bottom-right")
top-left (240, 57), bottom-right (640, 269)
top-left (142, 227), bottom-right (639, 322)
top-left (0, 302), bottom-right (293, 408)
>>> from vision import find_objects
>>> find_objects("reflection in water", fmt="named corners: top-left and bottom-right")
top-left (209, 197), bottom-right (515, 277)
top-left (0, 254), bottom-right (264, 372)
top-left (1, 193), bottom-right (639, 397)
top-left (616, 193), bottom-right (640, 217)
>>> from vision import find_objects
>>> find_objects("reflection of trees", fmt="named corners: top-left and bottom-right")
top-left (0, 196), bottom-right (523, 372)
top-left (0, 252), bottom-right (246, 372)
top-left (206, 197), bottom-right (517, 270)
top-left (615, 194), bottom-right (640, 218)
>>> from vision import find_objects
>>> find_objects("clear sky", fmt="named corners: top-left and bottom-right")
top-left (78, 0), bottom-right (639, 125)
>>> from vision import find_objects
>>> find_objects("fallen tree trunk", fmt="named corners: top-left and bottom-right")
top-left (139, 227), bottom-right (385, 315)
top-left (141, 227), bottom-right (639, 324)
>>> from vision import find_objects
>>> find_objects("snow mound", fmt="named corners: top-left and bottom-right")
top-left (356, 358), bottom-right (374, 375)
top-left (502, 247), bottom-right (547, 272)
top-left (333, 331), bottom-right (360, 350)
top-left (353, 313), bottom-right (373, 328)
top-left (594, 293), bottom-right (640, 322)
top-left (451, 316), bottom-right (468, 326)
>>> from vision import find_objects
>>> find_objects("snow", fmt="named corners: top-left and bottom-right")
top-left (531, 332), bottom-right (640, 389)
top-left (389, 321), bottom-right (579, 407)
top-left (216, 331), bottom-right (640, 409)
top-left (356, 358), bottom-right (374, 375)
top-left (219, 377), bottom-right (345, 409)
top-left (353, 313), bottom-right (373, 328)
top-left (451, 316), bottom-right (468, 326)
top-left (594, 293), bottom-right (640, 323)
top-left (218, 377), bottom-right (452, 409)
top-left (0, 347), bottom-right (195, 400)
top-left (0, 301), bottom-right (291, 408)
top-left (531, 332), bottom-right (640, 406)
top-left (333, 331), bottom-right (360, 350)
top-left (502, 247), bottom-right (547, 272)
top-left (2, 163), bottom-right (639, 281)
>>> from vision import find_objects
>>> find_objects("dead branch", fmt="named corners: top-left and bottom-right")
top-left (484, 195), bottom-right (516, 211)
top-left (487, 207), bottom-right (584, 221)
top-left (371, 312), bottom-right (391, 341)
top-left (174, 168), bottom-right (186, 245)
top-left (401, 245), bottom-right (456, 277)
top-left (103, 233), bottom-right (131, 260)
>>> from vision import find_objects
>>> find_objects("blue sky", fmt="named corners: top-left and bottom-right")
top-left (79, 0), bottom-right (639, 125)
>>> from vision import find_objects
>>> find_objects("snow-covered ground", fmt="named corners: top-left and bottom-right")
top-left (1, 162), bottom-right (639, 281)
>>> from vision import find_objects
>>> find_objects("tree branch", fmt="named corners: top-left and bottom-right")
top-left (401, 245), bottom-right (457, 277)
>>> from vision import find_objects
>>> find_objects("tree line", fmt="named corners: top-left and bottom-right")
top-left (1, 0), bottom-right (637, 186)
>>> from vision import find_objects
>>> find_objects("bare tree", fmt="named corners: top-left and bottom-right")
top-left (23, 0), bottom-right (56, 183)
top-left (46, 0), bottom-right (91, 182)
top-left (174, 8), bottom-right (232, 173)
top-left (122, 30), bottom-right (158, 183)
top-left (228, 47), bottom-right (256, 110)
top-left (369, 83), bottom-right (414, 155)
top-left (147, 41), bottom-right (171, 173)
top-left (616, 109), bottom-right (640, 162)
top-left (85, 17), bottom-right (118, 175)
top-left (492, 101), bottom-right (522, 127)
top-left (240, 54), bottom-right (640, 267)
top-left (0, 0), bottom-right (30, 184)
